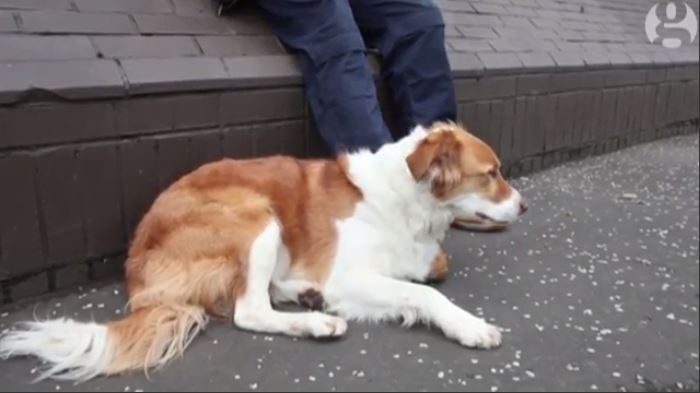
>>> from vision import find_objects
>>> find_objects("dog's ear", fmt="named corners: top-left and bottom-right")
top-left (406, 133), bottom-right (442, 181)
top-left (406, 131), bottom-right (462, 197)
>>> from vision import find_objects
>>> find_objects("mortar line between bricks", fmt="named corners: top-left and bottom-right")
top-left (0, 117), bottom-right (307, 155)
top-left (455, 80), bottom-right (698, 103)
top-left (29, 159), bottom-right (50, 292)
top-left (0, 82), bottom-right (306, 108)
top-left (0, 251), bottom-right (126, 288)
top-left (114, 144), bottom-right (130, 258)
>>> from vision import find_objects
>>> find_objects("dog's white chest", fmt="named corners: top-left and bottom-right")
top-left (332, 202), bottom-right (446, 280)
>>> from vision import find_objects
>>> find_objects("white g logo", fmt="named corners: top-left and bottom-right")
top-left (645, 2), bottom-right (699, 49)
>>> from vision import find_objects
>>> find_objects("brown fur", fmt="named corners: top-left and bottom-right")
top-left (427, 249), bottom-right (449, 283)
top-left (407, 122), bottom-right (512, 203)
top-left (100, 156), bottom-right (361, 374)
top-left (105, 304), bottom-right (207, 375)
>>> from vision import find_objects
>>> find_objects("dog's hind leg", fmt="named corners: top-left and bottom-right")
top-left (234, 219), bottom-right (346, 338)
top-left (271, 279), bottom-right (325, 310)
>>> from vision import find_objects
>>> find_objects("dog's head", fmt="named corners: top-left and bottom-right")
top-left (406, 122), bottom-right (527, 227)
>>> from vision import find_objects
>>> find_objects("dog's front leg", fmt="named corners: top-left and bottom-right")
top-left (326, 273), bottom-right (501, 349)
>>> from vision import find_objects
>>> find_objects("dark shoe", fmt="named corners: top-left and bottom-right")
top-left (451, 218), bottom-right (509, 232)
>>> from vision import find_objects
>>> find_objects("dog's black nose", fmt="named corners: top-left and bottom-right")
top-left (519, 200), bottom-right (529, 215)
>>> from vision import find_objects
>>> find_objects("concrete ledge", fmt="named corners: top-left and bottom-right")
top-left (1, 0), bottom-right (698, 103)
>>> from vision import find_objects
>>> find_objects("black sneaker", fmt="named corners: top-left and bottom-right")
top-left (451, 218), bottom-right (509, 232)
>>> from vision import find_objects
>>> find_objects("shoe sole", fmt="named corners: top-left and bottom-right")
top-left (451, 219), bottom-right (509, 232)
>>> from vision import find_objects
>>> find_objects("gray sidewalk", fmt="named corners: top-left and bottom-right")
top-left (1, 134), bottom-right (698, 392)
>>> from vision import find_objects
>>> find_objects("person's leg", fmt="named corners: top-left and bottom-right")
top-left (350, 0), bottom-right (457, 137)
top-left (256, 0), bottom-right (392, 153)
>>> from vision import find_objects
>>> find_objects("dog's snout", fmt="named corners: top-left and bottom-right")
top-left (518, 199), bottom-right (529, 216)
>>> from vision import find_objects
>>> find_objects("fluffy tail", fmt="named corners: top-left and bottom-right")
top-left (0, 304), bottom-right (207, 382)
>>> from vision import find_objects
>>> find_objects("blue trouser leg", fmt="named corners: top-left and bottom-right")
top-left (256, 0), bottom-right (392, 153)
top-left (350, 0), bottom-right (457, 137)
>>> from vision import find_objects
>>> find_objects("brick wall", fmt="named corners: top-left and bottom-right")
top-left (1, 63), bottom-right (698, 303)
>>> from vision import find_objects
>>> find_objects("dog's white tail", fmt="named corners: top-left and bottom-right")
top-left (0, 319), bottom-right (108, 381)
top-left (0, 304), bottom-right (207, 382)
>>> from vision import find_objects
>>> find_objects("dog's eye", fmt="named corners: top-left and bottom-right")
top-left (487, 169), bottom-right (498, 178)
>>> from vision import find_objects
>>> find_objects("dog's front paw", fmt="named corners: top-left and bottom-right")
top-left (445, 319), bottom-right (502, 349)
top-left (306, 313), bottom-right (347, 339)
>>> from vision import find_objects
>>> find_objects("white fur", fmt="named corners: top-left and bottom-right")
top-left (319, 126), bottom-right (505, 348)
top-left (234, 220), bottom-right (347, 338)
top-left (0, 319), bottom-right (109, 382)
top-left (330, 127), bottom-right (453, 281)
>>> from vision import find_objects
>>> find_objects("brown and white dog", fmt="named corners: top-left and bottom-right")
top-left (0, 122), bottom-right (526, 381)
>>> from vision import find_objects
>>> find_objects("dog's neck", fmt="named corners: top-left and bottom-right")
top-left (343, 127), bottom-right (454, 243)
